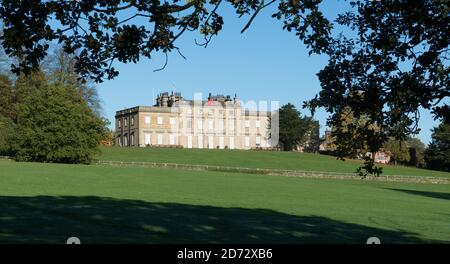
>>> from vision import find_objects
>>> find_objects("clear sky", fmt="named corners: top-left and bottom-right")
top-left (96, 1), bottom-right (439, 144)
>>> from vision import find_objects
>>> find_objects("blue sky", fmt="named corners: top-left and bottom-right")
top-left (96, 1), bottom-right (439, 144)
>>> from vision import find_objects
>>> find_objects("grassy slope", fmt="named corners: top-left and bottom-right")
top-left (97, 147), bottom-right (450, 178)
top-left (1, 160), bottom-right (449, 243)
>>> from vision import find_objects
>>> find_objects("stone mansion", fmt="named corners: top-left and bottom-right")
top-left (115, 92), bottom-right (277, 150)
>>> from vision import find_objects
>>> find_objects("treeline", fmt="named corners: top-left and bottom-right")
top-left (0, 49), bottom-right (109, 163)
top-left (322, 122), bottom-right (450, 172)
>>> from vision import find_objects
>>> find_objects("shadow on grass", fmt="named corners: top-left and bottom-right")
top-left (0, 195), bottom-right (429, 244)
top-left (387, 189), bottom-right (450, 201)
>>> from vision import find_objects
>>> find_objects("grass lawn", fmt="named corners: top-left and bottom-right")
top-left (0, 160), bottom-right (449, 243)
top-left (97, 147), bottom-right (450, 178)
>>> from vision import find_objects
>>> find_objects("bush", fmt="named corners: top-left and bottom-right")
top-left (12, 81), bottom-right (107, 164)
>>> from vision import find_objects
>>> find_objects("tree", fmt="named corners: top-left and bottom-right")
top-left (425, 121), bottom-right (450, 172)
top-left (12, 72), bottom-right (107, 163)
top-left (301, 118), bottom-right (320, 153)
top-left (0, 73), bottom-right (14, 119)
top-left (277, 103), bottom-right (313, 151)
top-left (0, 115), bottom-right (15, 155)
top-left (306, 0), bottom-right (449, 175)
top-left (0, 0), bottom-right (331, 82)
top-left (406, 137), bottom-right (425, 168)
top-left (384, 139), bottom-right (410, 166)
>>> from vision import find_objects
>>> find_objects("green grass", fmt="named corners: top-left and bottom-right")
top-left (0, 160), bottom-right (449, 243)
top-left (97, 147), bottom-right (450, 178)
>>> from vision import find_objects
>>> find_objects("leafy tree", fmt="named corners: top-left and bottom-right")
top-left (12, 72), bottom-right (107, 163)
top-left (406, 137), bottom-right (425, 168)
top-left (0, 0), bottom-right (331, 81)
top-left (307, 0), bottom-right (449, 175)
top-left (425, 121), bottom-right (450, 172)
top-left (0, 115), bottom-right (15, 155)
top-left (384, 139), bottom-right (410, 166)
top-left (301, 118), bottom-right (320, 153)
top-left (45, 47), bottom-right (103, 115)
top-left (0, 73), bottom-right (14, 119)
top-left (277, 103), bottom-right (314, 151)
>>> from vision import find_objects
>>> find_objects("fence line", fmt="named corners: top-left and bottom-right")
top-left (94, 160), bottom-right (450, 185)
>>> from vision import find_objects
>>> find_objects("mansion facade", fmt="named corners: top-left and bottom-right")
top-left (115, 92), bottom-right (276, 150)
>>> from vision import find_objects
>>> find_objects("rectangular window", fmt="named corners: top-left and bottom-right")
top-left (131, 117), bottom-right (134, 126)
top-left (118, 119), bottom-right (122, 128)
top-left (169, 117), bottom-right (175, 125)
top-left (187, 108), bottom-right (193, 115)
top-left (131, 134), bottom-right (135, 146)
top-left (124, 135), bottom-right (128, 146)
top-left (124, 118), bottom-right (128, 127)
top-left (219, 136), bottom-right (224, 149)
top-left (256, 120), bottom-right (261, 128)
top-left (219, 120), bottom-right (224, 131)
top-left (197, 119), bottom-right (203, 130)
top-left (169, 134), bottom-right (175, 145)
top-left (144, 133), bottom-right (151, 145)
top-left (208, 120), bottom-right (214, 130)
top-left (198, 135), bottom-right (203, 149)
top-left (157, 116), bottom-right (163, 125)
top-left (256, 136), bottom-right (261, 146)
top-left (157, 134), bottom-right (163, 145)
top-left (144, 116), bottom-right (151, 124)
top-left (245, 136), bottom-right (250, 147)
top-left (208, 136), bottom-right (214, 149)
top-left (229, 120), bottom-right (234, 131)
top-left (187, 119), bottom-right (192, 129)
top-left (187, 135), bottom-right (193, 148)
top-left (229, 137), bottom-right (235, 150)
top-left (245, 120), bottom-right (250, 128)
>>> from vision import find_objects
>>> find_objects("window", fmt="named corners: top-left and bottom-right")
top-left (197, 119), bottom-right (203, 130)
top-left (229, 120), bottom-right (234, 131)
top-left (228, 110), bottom-right (234, 116)
top-left (229, 137), bottom-right (235, 150)
top-left (169, 134), bottom-right (175, 145)
top-left (219, 120), bottom-right (224, 130)
top-left (131, 117), bottom-right (134, 126)
top-left (157, 116), bottom-right (163, 125)
top-left (208, 136), bottom-right (214, 149)
top-left (219, 136), bottom-right (224, 149)
top-left (144, 116), bottom-right (151, 124)
top-left (245, 120), bottom-right (250, 128)
top-left (256, 120), bottom-right (261, 128)
top-left (131, 133), bottom-right (135, 146)
top-left (245, 136), bottom-right (250, 147)
top-left (144, 133), bottom-right (151, 145)
top-left (198, 135), bottom-right (204, 149)
top-left (124, 135), bottom-right (128, 146)
top-left (256, 136), bottom-right (261, 146)
top-left (208, 120), bottom-right (214, 130)
top-left (169, 117), bottom-right (175, 125)
top-left (187, 119), bottom-right (192, 129)
top-left (198, 109), bottom-right (203, 115)
top-left (118, 136), bottom-right (122, 146)
top-left (157, 134), bottom-right (163, 145)
top-left (124, 118), bottom-right (128, 127)
top-left (187, 135), bottom-right (193, 148)
top-left (118, 119), bottom-right (121, 128)
top-left (187, 108), bottom-right (193, 115)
